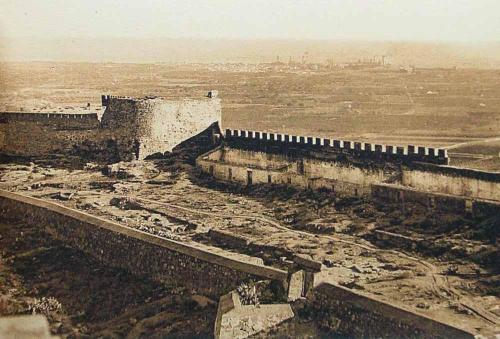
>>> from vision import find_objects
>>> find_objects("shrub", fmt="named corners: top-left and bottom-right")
top-left (28, 297), bottom-right (62, 319)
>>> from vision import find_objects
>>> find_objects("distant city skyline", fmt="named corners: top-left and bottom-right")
top-left (1, 0), bottom-right (499, 42)
top-left (2, 0), bottom-right (500, 65)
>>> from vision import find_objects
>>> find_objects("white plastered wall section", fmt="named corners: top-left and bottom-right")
top-left (402, 169), bottom-right (500, 201)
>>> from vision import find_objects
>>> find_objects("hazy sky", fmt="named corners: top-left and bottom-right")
top-left (1, 0), bottom-right (499, 42)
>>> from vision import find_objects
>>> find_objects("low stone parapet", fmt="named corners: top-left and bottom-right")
top-left (309, 282), bottom-right (474, 338)
top-left (0, 190), bottom-right (288, 299)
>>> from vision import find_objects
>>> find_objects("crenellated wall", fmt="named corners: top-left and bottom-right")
top-left (198, 130), bottom-right (500, 203)
top-left (0, 112), bottom-right (99, 126)
top-left (224, 128), bottom-right (449, 165)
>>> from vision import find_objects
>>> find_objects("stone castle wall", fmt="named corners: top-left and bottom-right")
top-left (0, 94), bottom-right (221, 161)
top-left (402, 162), bottom-right (500, 201)
top-left (0, 113), bottom-right (99, 156)
top-left (99, 95), bottom-right (221, 160)
top-left (310, 282), bottom-right (473, 338)
top-left (102, 96), bottom-right (221, 159)
top-left (224, 128), bottom-right (449, 165)
top-left (197, 147), bottom-right (396, 196)
top-left (198, 129), bottom-right (499, 203)
top-left (0, 190), bottom-right (288, 299)
top-left (200, 145), bottom-right (500, 206)
top-left (0, 190), bottom-right (476, 338)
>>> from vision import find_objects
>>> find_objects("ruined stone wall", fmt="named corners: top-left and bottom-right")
top-left (197, 147), bottom-right (395, 196)
top-left (0, 94), bottom-right (221, 161)
top-left (100, 96), bottom-right (221, 159)
top-left (402, 163), bottom-right (500, 201)
top-left (0, 113), bottom-right (99, 156)
top-left (371, 183), bottom-right (500, 218)
top-left (0, 190), bottom-right (478, 338)
top-left (310, 282), bottom-right (473, 338)
top-left (0, 190), bottom-right (288, 299)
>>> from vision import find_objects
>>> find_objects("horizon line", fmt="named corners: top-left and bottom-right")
top-left (1, 36), bottom-right (500, 44)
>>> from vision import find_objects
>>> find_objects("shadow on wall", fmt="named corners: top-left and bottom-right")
top-left (146, 121), bottom-right (222, 164)
top-left (0, 93), bottom-right (222, 163)
top-left (68, 138), bottom-right (123, 164)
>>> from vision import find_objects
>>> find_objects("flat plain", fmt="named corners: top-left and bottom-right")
top-left (1, 62), bottom-right (499, 153)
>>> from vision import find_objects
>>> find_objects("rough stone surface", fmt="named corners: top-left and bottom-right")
top-left (0, 190), bottom-right (288, 299)
top-left (310, 282), bottom-right (474, 339)
top-left (215, 291), bottom-right (294, 339)
top-left (101, 96), bottom-right (222, 160)
top-left (0, 94), bottom-right (221, 161)
top-left (287, 270), bottom-right (305, 302)
top-left (197, 146), bottom-right (395, 196)
top-left (402, 163), bottom-right (500, 201)
top-left (0, 112), bottom-right (99, 157)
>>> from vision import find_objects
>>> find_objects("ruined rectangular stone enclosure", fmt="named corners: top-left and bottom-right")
top-left (0, 190), bottom-right (475, 338)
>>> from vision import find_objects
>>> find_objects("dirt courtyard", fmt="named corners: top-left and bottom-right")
top-left (0, 156), bottom-right (498, 337)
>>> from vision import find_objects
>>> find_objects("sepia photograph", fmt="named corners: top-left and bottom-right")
top-left (0, 0), bottom-right (499, 338)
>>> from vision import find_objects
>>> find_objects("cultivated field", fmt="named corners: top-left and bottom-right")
top-left (1, 61), bottom-right (499, 159)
